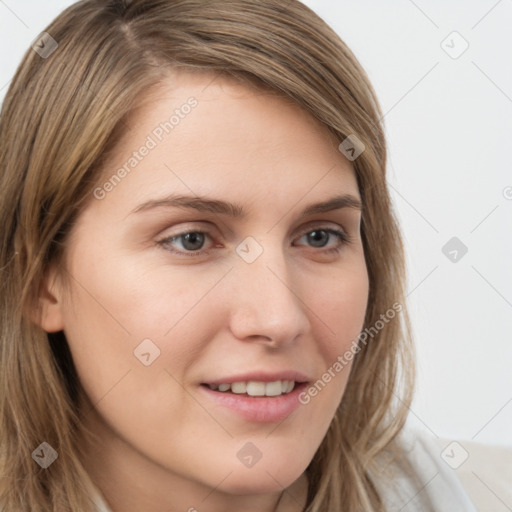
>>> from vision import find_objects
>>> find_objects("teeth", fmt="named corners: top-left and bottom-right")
top-left (208, 380), bottom-right (296, 396)
top-left (231, 382), bottom-right (247, 394)
top-left (246, 381), bottom-right (266, 396)
top-left (265, 381), bottom-right (282, 396)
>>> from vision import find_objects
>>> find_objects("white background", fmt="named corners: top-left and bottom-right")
top-left (1, 1), bottom-right (511, 448)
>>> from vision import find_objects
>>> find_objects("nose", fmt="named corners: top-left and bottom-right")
top-left (227, 246), bottom-right (310, 348)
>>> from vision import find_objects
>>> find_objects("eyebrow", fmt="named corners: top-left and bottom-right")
top-left (131, 193), bottom-right (363, 218)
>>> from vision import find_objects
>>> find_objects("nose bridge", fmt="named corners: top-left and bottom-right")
top-left (228, 239), bottom-right (309, 344)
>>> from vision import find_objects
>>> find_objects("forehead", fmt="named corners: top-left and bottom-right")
top-left (91, 71), bottom-right (360, 218)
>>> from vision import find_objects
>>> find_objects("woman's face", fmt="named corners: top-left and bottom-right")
top-left (45, 72), bottom-right (369, 509)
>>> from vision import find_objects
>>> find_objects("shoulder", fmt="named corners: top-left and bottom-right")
top-left (372, 427), bottom-right (478, 512)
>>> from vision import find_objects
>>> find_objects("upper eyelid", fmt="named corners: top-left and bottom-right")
top-left (159, 220), bottom-right (347, 240)
top-left (295, 221), bottom-right (347, 235)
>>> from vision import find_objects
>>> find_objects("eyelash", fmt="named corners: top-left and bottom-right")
top-left (156, 226), bottom-right (353, 258)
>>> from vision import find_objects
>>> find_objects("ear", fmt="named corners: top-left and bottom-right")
top-left (31, 267), bottom-right (66, 333)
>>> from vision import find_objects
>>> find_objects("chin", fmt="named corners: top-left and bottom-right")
top-left (214, 458), bottom-right (308, 495)
top-left (219, 476), bottom-right (292, 496)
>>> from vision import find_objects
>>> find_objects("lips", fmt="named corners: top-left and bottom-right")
top-left (199, 371), bottom-right (311, 422)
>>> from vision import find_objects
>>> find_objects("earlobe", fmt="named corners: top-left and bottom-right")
top-left (31, 269), bottom-right (65, 333)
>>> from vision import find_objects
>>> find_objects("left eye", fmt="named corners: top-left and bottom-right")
top-left (295, 228), bottom-right (346, 249)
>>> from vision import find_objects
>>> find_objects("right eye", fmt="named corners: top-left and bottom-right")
top-left (157, 230), bottom-right (214, 256)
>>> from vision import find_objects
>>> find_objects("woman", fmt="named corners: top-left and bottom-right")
top-left (0, 1), bottom-right (476, 510)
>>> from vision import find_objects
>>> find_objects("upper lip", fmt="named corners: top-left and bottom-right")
top-left (202, 371), bottom-right (311, 385)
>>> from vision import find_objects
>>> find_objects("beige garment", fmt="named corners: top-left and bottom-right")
top-left (433, 437), bottom-right (512, 512)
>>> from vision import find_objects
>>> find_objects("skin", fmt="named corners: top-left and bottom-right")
top-left (38, 71), bottom-right (369, 512)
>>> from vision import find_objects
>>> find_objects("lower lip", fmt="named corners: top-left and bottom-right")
top-left (199, 383), bottom-right (308, 423)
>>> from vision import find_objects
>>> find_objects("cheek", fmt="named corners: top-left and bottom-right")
top-left (60, 249), bottom-right (230, 398)
top-left (64, 240), bottom-right (225, 333)
top-left (95, 254), bottom-right (231, 333)
top-left (59, 254), bottom-right (224, 459)
top-left (308, 260), bottom-right (369, 362)
top-left (292, 258), bottom-right (369, 426)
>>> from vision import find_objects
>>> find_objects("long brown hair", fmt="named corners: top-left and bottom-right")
top-left (0, 1), bottom-right (415, 510)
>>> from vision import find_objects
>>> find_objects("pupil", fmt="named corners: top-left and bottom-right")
top-left (182, 232), bottom-right (204, 251)
top-left (308, 230), bottom-right (328, 247)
